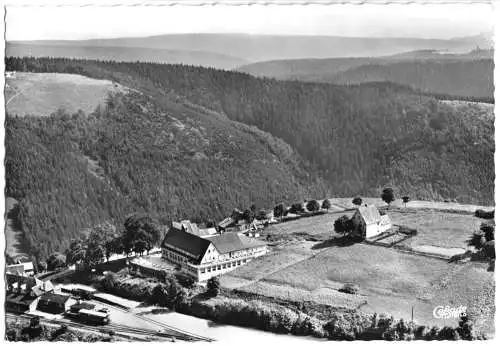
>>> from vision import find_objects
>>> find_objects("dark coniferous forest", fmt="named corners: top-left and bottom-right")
top-left (4, 57), bottom-right (495, 260)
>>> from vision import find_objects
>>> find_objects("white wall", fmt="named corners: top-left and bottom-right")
top-left (365, 223), bottom-right (381, 239)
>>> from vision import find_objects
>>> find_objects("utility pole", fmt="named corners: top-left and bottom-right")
top-left (411, 306), bottom-right (414, 323)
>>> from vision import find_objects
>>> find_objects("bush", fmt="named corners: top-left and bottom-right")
top-left (437, 326), bottom-right (460, 340)
top-left (46, 252), bottom-right (66, 271)
top-left (306, 200), bottom-right (320, 213)
top-left (339, 283), bottom-right (359, 295)
top-left (100, 272), bottom-right (118, 291)
top-left (352, 197), bottom-right (362, 206)
top-left (175, 273), bottom-right (196, 289)
top-left (474, 209), bottom-right (494, 219)
top-left (206, 277), bottom-right (220, 297)
top-left (289, 203), bottom-right (305, 214)
top-left (334, 215), bottom-right (353, 237)
top-left (321, 199), bottom-right (332, 210)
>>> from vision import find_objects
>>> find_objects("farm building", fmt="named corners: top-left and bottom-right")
top-left (161, 227), bottom-right (267, 282)
top-left (37, 293), bottom-right (76, 314)
top-left (6, 273), bottom-right (54, 295)
top-left (351, 205), bottom-right (392, 239)
top-left (6, 275), bottom-right (56, 313)
top-left (6, 258), bottom-right (35, 276)
top-left (172, 220), bottom-right (217, 238)
top-left (218, 217), bottom-right (264, 236)
top-left (5, 293), bottom-right (40, 313)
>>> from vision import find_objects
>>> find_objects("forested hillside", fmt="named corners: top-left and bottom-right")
top-left (332, 59), bottom-right (494, 99)
top-left (5, 63), bottom-right (328, 259)
top-left (239, 54), bottom-right (494, 100)
top-left (5, 57), bottom-right (494, 259)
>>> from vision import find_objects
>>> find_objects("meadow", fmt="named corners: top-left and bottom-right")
top-left (387, 209), bottom-right (483, 249)
top-left (329, 197), bottom-right (494, 213)
top-left (5, 72), bottom-right (128, 117)
top-left (223, 207), bottom-right (494, 334)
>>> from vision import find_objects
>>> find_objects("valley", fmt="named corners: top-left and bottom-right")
top-left (3, 4), bottom-right (495, 343)
top-left (4, 57), bottom-right (494, 261)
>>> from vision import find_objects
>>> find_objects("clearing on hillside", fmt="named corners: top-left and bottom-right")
top-left (5, 72), bottom-right (129, 117)
top-left (5, 197), bottom-right (28, 259)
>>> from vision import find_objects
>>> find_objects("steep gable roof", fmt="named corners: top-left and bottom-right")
top-left (218, 217), bottom-right (235, 229)
top-left (162, 228), bottom-right (211, 262)
top-left (357, 205), bottom-right (382, 225)
top-left (208, 233), bottom-right (266, 254)
top-left (40, 292), bottom-right (71, 305)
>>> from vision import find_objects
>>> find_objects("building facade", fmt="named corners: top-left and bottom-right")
top-left (352, 205), bottom-right (392, 239)
top-left (162, 227), bottom-right (267, 282)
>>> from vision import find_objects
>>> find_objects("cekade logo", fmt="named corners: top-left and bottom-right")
top-left (433, 305), bottom-right (467, 319)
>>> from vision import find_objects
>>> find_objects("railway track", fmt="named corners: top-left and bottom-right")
top-left (5, 313), bottom-right (157, 341)
top-left (95, 301), bottom-right (215, 342)
top-left (6, 311), bottom-right (213, 342)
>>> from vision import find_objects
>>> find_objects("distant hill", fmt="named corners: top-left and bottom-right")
top-left (7, 33), bottom-right (488, 66)
top-left (331, 59), bottom-right (494, 99)
top-left (6, 43), bottom-right (249, 70)
top-left (238, 51), bottom-right (494, 99)
top-left (5, 57), bottom-right (494, 261)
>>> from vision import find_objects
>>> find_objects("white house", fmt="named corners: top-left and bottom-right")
top-left (161, 228), bottom-right (267, 282)
top-left (351, 205), bottom-right (392, 239)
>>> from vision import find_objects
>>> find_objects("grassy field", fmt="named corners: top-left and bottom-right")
top-left (5, 72), bottom-right (129, 117)
top-left (223, 205), bottom-right (494, 333)
top-left (265, 210), bottom-right (355, 239)
top-left (387, 209), bottom-right (482, 249)
top-left (329, 197), bottom-right (494, 212)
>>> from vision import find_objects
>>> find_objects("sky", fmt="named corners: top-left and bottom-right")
top-left (5, 3), bottom-right (495, 41)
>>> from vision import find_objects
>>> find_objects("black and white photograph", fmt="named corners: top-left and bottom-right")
top-left (1, 0), bottom-right (496, 343)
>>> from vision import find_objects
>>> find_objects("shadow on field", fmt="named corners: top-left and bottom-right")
top-left (311, 236), bottom-right (359, 249)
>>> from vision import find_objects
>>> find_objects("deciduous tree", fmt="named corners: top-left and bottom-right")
top-left (306, 200), bottom-right (320, 212)
top-left (334, 215), bottom-right (353, 237)
top-left (381, 188), bottom-right (395, 208)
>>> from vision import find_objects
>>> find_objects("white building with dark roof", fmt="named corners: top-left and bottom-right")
top-left (161, 227), bottom-right (267, 282)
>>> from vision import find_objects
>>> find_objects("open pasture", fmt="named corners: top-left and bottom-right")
top-left (329, 197), bottom-right (493, 213)
top-left (387, 209), bottom-right (482, 249)
top-left (225, 240), bottom-right (493, 329)
top-left (5, 72), bottom-right (129, 117)
top-left (265, 210), bottom-right (354, 239)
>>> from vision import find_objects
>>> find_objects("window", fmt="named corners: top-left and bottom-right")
top-left (217, 265), bottom-right (221, 270)
top-left (201, 269), bottom-right (206, 274)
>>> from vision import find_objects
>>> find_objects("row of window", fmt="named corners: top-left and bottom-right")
top-left (164, 250), bottom-right (185, 264)
top-left (199, 259), bottom-right (248, 274)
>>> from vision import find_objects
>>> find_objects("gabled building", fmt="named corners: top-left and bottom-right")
top-left (351, 205), bottom-right (392, 239)
top-left (5, 274), bottom-right (55, 313)
top-left (173, 220), bottom-right (217, 238)
top-left (6, 258), bottom-right (35, 276)
top-left (161, 228), bottom-right (267, 282)
top-left (37, 292), bottom-right (76, 314)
